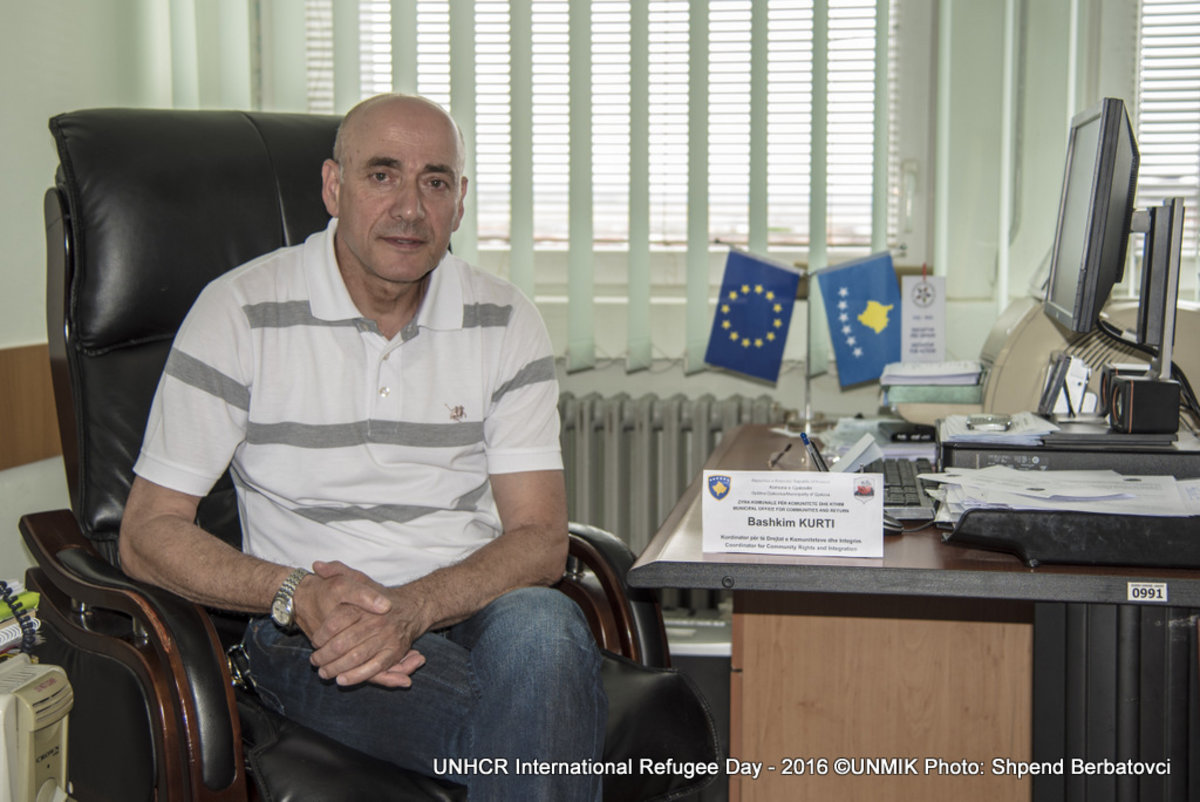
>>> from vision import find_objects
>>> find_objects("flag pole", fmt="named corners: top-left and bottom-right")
top-left (804, 268), bottom-right (814, 432)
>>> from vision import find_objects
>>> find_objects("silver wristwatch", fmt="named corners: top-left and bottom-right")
top-left (270, 567), bottom-right (310, 633)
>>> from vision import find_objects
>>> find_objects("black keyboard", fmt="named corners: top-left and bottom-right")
top-left (864, 457), bottom-right (936, 520)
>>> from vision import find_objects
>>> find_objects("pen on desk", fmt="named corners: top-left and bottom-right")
top-left (767, 442), bottom-right (792, 468)
top-left (799, 432), bottom-right (829, 472)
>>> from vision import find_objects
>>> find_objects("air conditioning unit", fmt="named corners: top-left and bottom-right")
top-left (0, 655), bottom-right (73, 802)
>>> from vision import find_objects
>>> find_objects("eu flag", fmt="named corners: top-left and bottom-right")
top-left (704, 250), bottom-right (801, 383)
top-left (816, 252), bottom-right (901, 387)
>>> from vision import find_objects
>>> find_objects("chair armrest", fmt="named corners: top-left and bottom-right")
top-left (563, 523), bottom-right (671, 668)
top-left (19, 509), bottom-right (245, 800)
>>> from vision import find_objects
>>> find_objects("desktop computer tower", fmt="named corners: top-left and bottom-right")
top-left (939, 423), bottom-right (1200, 477)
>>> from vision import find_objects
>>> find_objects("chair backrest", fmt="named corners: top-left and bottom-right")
top-left (46, 109), bottom-right (341, 562)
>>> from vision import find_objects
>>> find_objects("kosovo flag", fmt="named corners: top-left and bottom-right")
top-left (816, 252), bottom-right (901, 387)
top-left (704, 250), bottom-right (801, 383)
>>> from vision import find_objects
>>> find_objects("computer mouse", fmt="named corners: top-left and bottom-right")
top-left (883, 513), bottom-right (904, 535)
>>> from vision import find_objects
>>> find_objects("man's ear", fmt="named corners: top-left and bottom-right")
top-left (452, 176), bottom-right (468, 231)
top-left (321, 159), bottom-right (341, 217)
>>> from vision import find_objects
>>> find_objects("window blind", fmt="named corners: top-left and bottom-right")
top-left (1137, 0), bottom-right (1200, 268)
top-left (302, 0), bottom-right (900, 370)
top-left (304, 3), bottom-right (334, 112)
top-left (306, 0), bottom-right (896, 249)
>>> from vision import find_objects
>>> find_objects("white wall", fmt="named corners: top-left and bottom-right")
top-left (0, 0), bottom-right (170, 577)
top-left (939, 0), bottom-right (1139, 310)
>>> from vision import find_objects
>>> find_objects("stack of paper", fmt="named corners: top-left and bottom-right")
top-left (881, 360), bottom-right (984, 404)
top-left (881, 360), bottom-right (983, 385)
top-left (918, 465), bottom-right (1200, 526)
top-left (939, 411), bottom-right (1059, 446)
top-left (821, 417), bottom-right (937, 463)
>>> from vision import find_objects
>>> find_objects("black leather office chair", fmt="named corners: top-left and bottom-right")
top-left (19, 108), bottom-right (718, 802)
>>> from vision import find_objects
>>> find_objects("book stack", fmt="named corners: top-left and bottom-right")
top-left (1, 580), bottom-right (40, 655)
top-left (881, 360), bottom-right (985, 426)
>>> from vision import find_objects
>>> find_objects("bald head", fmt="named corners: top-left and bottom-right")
top-left (332, 94), bottom-right (466, 175)
top-left (319, 92), bottom-right (468, 315)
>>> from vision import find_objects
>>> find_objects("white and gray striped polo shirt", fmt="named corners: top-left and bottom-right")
top-left (134, 219), bottom-right (562, 587)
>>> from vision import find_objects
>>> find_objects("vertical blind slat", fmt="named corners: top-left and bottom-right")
top-left (749, 0), bottom-right (770, 253)
top-left (872, 0), bottom-right (890, 253)
top-left (449, 0), bottom-right (478, 264)
top-left (807, 0), bottom-right (831, 377)
top-left (509, 0), bottom-right (536, 296)
top-left (262, 0), bottom-right (310, 110)
top-left (934, 0), bottom-right (951, 276)
top-left (567, 0), bottom-right (596, 371)
top-left (810, 0), bottom-right (828, 271)
top-left (332, 0), bottom-right (360, 112)
top-left (628, 0), bottom-right (653, 371)
top-left (198, 0), bottom-right (253, 109)
top-left (997, 0), bottom-right (1017, 313)
top-left (170, 0), bottom-right (201, 108)
top-left (685, 0), bottom-right (711, 373)
top-left (391, 0), bottom-right (419, 94)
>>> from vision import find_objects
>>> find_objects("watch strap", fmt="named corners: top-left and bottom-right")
top-left (271, 567), bottom-right (310, 630)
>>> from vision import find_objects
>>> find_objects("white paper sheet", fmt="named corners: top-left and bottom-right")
top-left (920, 466), bottom-right (1195, 519)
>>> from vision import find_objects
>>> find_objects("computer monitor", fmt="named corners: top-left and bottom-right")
top-left (1136, 198), bottom-right (1184, 368)
top-left (1043, 97), bottom-right (1140, 334)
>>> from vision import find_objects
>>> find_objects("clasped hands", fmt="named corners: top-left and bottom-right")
top-left (295, 560), bottom-right (428, 689)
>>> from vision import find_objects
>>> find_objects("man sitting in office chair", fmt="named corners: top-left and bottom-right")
top-left (118, 93), bottom-right (607, 800)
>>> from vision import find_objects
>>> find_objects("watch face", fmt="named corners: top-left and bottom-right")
top-left (272, 596), bottom-right (291, 625)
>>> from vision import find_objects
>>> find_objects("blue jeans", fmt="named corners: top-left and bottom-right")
top-left (243, 586), bottom-right (607, 801)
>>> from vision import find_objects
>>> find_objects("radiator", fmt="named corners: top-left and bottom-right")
top-left (558, 392), bottom-right (790, 556)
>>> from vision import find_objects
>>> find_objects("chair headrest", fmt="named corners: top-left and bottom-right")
top-left (50, 108), bottom-right (339, 354)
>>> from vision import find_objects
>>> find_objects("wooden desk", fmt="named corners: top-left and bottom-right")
top-left (629, 425), bottom-right (1200, 802)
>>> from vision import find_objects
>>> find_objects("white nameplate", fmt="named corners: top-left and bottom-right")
top-left (702, 470), bottom-right (884, 558)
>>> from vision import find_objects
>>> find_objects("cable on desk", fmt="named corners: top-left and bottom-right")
top-left (0, 580), bottom-right (39, 655)
top-left (1096, 318), bottom-right (1200, 421)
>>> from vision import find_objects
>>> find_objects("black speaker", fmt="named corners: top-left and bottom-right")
top-left (1097, 363), bottom-right (1150, 417)
top-left (1107, 375), bottom-right (1180, 434)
